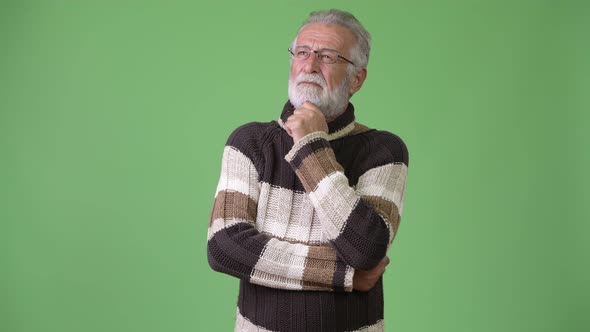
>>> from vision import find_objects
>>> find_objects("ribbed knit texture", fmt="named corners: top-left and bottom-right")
top-left (208, 101), bottom-right (409, 331)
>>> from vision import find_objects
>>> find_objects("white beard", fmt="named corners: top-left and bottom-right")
top-left (288, 72), bottom-right (351, 120)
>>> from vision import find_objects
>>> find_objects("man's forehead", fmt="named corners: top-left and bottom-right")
top-left (295, 23), bottom-right (355, 51)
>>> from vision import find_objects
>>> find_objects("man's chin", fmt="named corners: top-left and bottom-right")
top-left (296, 98), bottom-right (322, 108)
top-left (290, 93), bottom-right (321, 107)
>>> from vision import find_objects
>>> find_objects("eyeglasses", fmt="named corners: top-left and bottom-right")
top-left (288, 46), bottom-right (355, 66)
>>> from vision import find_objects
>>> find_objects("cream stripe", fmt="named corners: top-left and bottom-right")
top-left (394, 164), bottom-right (408, 216)
top-left (248, 271), bottom-right (305, 290)
top-left (257, 183), bottom-right (327, 243)
top-left (328, 121), bottom-right (356, 140)
top-left (344, 265), bottom-right (355, 292)
top-left (349, 320), bottom-right (385, 332)
top-left (385, 214), bottom-right (394, 247)
top-left (356, 163), bottom-right (408, 216)
top-left (255, 184), bottom-right (293, 238)
top-left (215, 146), bottom-right (260, 202)
top-left (250, 238), bottom-right (309, 289)
top-left (309, 171), bottom-right (358, 239)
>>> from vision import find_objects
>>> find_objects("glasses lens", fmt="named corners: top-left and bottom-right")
top-left (293, 46), bottom-right (311, 61)
top-left (318, 50), bottom-right (338, 64)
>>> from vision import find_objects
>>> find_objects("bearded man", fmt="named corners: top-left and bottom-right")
top-left (207, 9), bottom-right (409, 332)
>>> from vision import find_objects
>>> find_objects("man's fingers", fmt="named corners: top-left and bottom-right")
top-left (285, 114), bottom-right (303, 126)
top-left (380, 257), bottom-right (390, 275)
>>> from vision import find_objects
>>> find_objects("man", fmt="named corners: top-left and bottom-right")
top-left (208, 9), bottom-right (409, 331)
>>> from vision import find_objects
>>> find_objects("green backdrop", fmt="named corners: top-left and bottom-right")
top-left (2, 1), bottom-right (589, 331)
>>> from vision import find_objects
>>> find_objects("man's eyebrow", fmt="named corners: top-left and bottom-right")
top-left (295, 45), bottom-right (340, 52)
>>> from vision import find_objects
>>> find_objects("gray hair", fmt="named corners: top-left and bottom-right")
top-left (292, 9), bottom-right (371, 69)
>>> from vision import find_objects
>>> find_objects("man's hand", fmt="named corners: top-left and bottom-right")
top-left (353, 256), bottom-right (390, 292)
top-left (284, 102), bottom-right (329, 142)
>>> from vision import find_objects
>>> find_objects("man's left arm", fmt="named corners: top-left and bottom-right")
top-left (285, 126), bottom-right (408, 271)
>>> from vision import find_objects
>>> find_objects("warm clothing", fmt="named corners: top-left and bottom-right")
top-left (208, 101), bottom-right (409, 331)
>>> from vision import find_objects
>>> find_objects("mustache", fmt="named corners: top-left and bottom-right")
top-left (294, 73), bottom-right (326, 88)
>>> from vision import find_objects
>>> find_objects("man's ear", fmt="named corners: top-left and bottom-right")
top-left (349, 68), bottom-right (367, 96)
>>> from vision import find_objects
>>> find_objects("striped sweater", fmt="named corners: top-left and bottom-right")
top-left (208, 101), bottom-right (409, 331)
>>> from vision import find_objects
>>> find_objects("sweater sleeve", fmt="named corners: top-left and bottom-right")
top-left (207, 125), bottom-right (355, 292)
top-left (285, 131), bottom-right (409, 270)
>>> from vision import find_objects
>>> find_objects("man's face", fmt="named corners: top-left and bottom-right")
top-left (288, 23), bottom-right (359, 119)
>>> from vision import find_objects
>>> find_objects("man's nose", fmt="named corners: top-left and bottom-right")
top-left (303, 53), bottom-right (321, 73)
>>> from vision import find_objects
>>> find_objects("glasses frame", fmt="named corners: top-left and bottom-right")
top-left (288, 46), bottom-right (355, 66)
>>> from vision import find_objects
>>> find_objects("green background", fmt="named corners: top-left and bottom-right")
top-left (2, 0), bottom-right (589, 331)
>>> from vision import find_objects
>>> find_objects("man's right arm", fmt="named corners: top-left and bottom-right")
top-left (207, 124), bottom-right (355, 292)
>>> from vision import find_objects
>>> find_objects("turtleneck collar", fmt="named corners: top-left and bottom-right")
top-left (278, 101), bottom-right (357, 141)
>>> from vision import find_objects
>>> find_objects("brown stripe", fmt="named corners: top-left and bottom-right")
top-left (210, 190), bottom-right (257, 225)
top-left (295, 147), bottom-right (344, 192)
top-left (361, 195), bottom-right (401, 235)
top-left (301, 280), bottom-right (333, 291)
top-left (302, 245), bottom-right (337, 289)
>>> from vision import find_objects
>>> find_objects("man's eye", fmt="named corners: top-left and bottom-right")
top-left (297, 51), bottom-right (309, 56)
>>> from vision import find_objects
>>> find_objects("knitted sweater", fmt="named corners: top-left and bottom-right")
top-left (208, 101), bottom-right (409, 331)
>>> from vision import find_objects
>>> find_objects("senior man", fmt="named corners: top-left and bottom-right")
top-left (208, 9), bottom-right (409, 331)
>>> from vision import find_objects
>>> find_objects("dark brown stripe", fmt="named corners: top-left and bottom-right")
top-left (238, 280), bottom-right (384, 331)
top-left (332, 260), bottom-right (348, 291)
top-left (290, 136), bottom-right (331, 169)
top-left (326, 102), bottom-right (355, 134)
top-left (210, 190), bottom-right (257, 225)
top-left (207, 223), bottom-right (270, 280)
top-left (332, 200), bottom-right (390, 270)
top-left (305, 292), bottom-right (322, 331)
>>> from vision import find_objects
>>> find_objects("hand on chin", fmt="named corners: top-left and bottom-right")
top-left (284, 101), bottom-right (328, 142)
